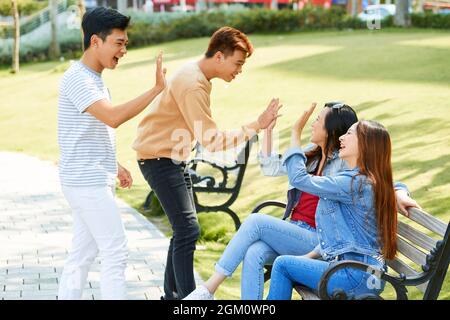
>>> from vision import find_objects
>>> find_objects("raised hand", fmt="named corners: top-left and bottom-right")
top-left (257, 98), bottom-right (283, 130)
top-left (154, 51), bottom-right (167, 92)
top-left (291, 102), bottom-right (317, 147)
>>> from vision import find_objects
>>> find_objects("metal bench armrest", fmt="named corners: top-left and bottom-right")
top-left (187, 158), bottom-right (229, 188)
top-left (252, 200), bottom-right (287, 214)
top-left (318, 260), bottom-right (408, 300)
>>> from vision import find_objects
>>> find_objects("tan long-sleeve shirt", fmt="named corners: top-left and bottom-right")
top-left (132, 61), bottom-right (261, 162)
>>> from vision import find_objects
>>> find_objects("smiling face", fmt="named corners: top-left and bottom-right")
top-left (310, 107), bottom-right (329, 147)
top-left (339, 122), bottom-right (360, 164)
top-left (215, 50), bottom-right (247, 82)
top-left (93, 28), bottom-right (128, 70)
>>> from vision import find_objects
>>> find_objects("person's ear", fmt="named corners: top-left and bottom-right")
top-left (215, 51), bottom-right (224, 63)
top-left (90, 34), bottom-right (99, 48)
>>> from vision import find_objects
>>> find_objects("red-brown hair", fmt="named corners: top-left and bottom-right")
top-left (356, 120), bottom-right (397, 260)
top-left (205, 26), bottom-right (254, 58)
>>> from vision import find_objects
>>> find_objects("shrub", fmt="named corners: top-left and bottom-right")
top-left (411, 12), bottom-right (450, 29)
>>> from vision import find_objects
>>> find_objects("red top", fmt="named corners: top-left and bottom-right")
top-left (291, 192), bottom-right (319, 229)
top-left (291, 172), bottom-right (320, 229)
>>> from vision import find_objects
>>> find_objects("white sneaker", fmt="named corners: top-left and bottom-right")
top-left (183, 285), bottom-right (214, 300)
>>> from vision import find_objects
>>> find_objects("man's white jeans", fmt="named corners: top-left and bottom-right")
top-left (58, 184), bottom-right (128, 300)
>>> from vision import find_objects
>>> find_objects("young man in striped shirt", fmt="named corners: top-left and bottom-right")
top-left (57, 7), bottom-right (166, 299)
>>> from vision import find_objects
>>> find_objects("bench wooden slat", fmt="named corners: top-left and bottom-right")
top-left (407, 208), bottom-right (447, 237)
top-left (387, 258), bottom-right (428, 293)
top-left (397, 237), bottom-right (427, 266)
top-left (294, 285), bottom-right (320, 300)
top-left (397, 221), bottom-right (437, 252)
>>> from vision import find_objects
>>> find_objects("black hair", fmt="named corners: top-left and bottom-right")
top-left (323, 102), bottom-right (359, 158)
top-left (306, 102), bottom-right (358, 174)
top-left (82, 7), bottom-right (130, 51)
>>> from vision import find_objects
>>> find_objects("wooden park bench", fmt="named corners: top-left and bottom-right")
top-left (252, 200), bottom-right (450, 300)
top-left (144, 136), bottom-right (258, 231)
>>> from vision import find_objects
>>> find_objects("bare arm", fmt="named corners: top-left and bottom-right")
top-left (179, 95), bottom-right (282, 152)
top-left (86, 52), bottom-right (167, 128)
top-left (261, 117), bottom-right (278, 156)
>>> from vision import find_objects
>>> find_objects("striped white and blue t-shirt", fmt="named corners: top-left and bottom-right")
top-left (58, 61), bottom-right (117, 187)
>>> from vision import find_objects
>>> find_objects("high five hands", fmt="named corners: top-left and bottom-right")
top-left (154, 51), bottom-right (167, 93)
top-left (257, 98), bottom-right (283, 130)
top-left (291, 102), bottom-right (317, 148)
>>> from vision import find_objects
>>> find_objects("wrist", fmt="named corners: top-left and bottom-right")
top-left (256, 118), bottom-right (263, 131)
top-left (292, 129), bottom-right (303, 139)
top-left (152, 85), bottom-right (164, 94)
top-left (246, 120), bottom-right (262, 134)
top-left (291, 135), bottom-right (301, 147)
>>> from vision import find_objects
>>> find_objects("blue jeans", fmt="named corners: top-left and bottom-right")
top-left (267, 252), bottom-right (385, 300)
top-left (215, 213), bottom-right (318, 300)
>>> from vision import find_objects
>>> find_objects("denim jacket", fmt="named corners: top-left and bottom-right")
top-left (282, 146), bottom-right (393, 261)
top-left (257, 144), bottom-right (346, 221)
top-left (258, 144), bottom-right (409, 223)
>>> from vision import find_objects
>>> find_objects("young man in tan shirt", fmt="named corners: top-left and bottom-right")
top-left (133, 26), bottom-right (281, 300)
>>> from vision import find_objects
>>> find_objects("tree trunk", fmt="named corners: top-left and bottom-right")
top-left (196, 0), bottom-right (206, 12)
top-left (394, 0), bottom-right (411, 27)
top-left (49, 0), bottom-right (61, 60)
top-left (11, 0), bottom-right (20, 73)
top-left (270, 0), bottom-right (278, 10)
top-left (78, 0), bottom-right (86, 51)
top-left (180, 0), bottom-right (187, 11)
top-left (117, 0), bottom-right (127, 13)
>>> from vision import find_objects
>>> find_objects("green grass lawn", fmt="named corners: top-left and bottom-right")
top-left (1, 28), bottom-right (449, 300)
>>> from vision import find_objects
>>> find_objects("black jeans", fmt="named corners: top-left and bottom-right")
top-left (138, 158), bottom-right (200, 299)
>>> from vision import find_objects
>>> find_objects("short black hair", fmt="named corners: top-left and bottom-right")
top-left (82, 7), bottom-right (130, 50)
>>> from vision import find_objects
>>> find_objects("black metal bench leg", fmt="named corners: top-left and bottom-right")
top-left (223, 208), bottom-right (241, 231)
top-left (143, 191), bottom-right (154, 211)
top-left (424, 231), bottom-right (450, 300)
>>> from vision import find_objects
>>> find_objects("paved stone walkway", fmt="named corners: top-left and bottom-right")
top-left (0, 152), bottom-right (201, 300)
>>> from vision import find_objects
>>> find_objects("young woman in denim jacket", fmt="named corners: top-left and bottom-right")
top-left (184, 103), bottom-right (419, 300)
top-left (267, 105), bottom-right (404, 299)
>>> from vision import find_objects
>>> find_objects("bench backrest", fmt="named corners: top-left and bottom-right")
top-left (193, 135), bottom-right (257, 166)
top-left (191, 135), bottom-right (258, 190)
top-left (387, 207), bottom-right (450, 299)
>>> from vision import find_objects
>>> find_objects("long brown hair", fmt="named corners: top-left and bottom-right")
top-left (356, 120), bottom-right (397, 260)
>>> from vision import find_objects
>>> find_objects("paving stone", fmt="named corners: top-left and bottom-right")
top-left (0, 291), bottom-right (22, 299)
top-left (21, 291), bottom-right (58, 300)
top-left (38, 283), bottom-right (59, 290)
top-left (23, 278), bottom-right (58, 285)
top-left (4, 284), bottom-right (39, 291)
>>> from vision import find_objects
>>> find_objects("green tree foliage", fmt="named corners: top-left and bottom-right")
top-left (0, 0), bottom-right (48, 17)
